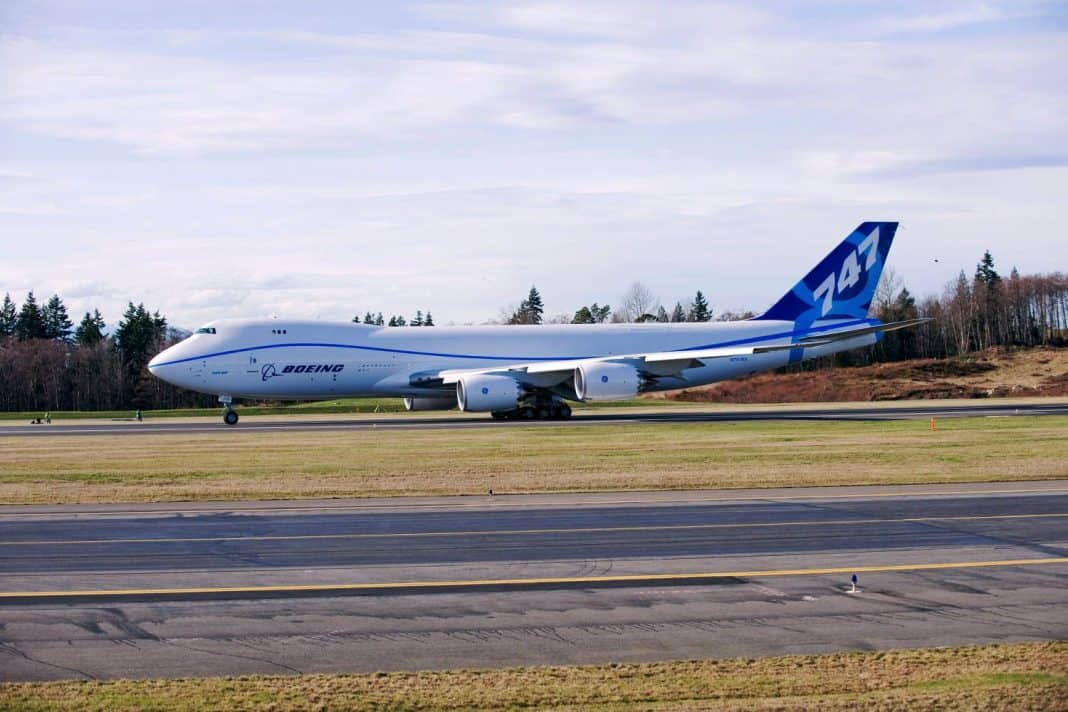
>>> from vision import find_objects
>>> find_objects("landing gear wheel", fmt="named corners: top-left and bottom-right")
top-left (223, 410), bottom-right (239, 426)
top-left (550, 402), bottom-right (572, 420)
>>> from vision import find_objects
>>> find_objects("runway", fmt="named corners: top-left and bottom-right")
top-left (1, 481), bottom-right (1066, 680)
top-left (2, 400), bottom-right (1066, 437)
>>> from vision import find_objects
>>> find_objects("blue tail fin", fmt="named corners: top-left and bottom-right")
top-left (756, 222), bottom-right (897, 322)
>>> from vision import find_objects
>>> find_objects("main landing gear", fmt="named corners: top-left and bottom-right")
top-left (491, 400), bottom-right (573, 421)
top-left (220, 394), bottom-right (239, 425)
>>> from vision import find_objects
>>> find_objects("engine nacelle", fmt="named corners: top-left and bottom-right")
top-left (574, 362), bottom-right (641, 402)
top-left (456, 374), bottom-right (523, 412)
top-left (403, 397), bottom-right (457, 412)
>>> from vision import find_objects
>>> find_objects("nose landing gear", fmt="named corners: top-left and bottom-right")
top-left (219, 394), bottom-right (239, 425)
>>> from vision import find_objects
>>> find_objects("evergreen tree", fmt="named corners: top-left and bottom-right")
top-left (689, 290), bottom-right (711, 322)
top-left (974, 250), bottom-right (1003, 349)
top-left (424, 311), bottom-right (434, 326)
top-left (388, 316), bottom-right (397, 327)
top-left (655, 305), bottom-right (669, 322)
top-left (74, 309), bottom-right (107, 346)
top-left (975, 251), bottom-right (1001, 285)
top-left (411, 310), bottom-right (424, 327)
top-left (114, 302), bottom-right (167, 371)
top-left (572, 306), bottom-right (594, 324)
top-left (375, 313), bottom-right (384, 326)
top-left (352, 315), bottom-right (361, 323)
top-left (511, 286), bottom-right (545, 324)
top-left (874, 287), bottom-right (919, 361)
top-left (15, 291), bottom-right (45, 340)
top-left (572, 302), bottom-right (611, 324)
top-left (670, 302), bottom-right (686, 322)
top-left (364, 312), bottom-right (375, 325)
top-left (524, 286), bottom-right (543, 323)
top-left (42, 294), bottom-right (73, 341)
top-left (0, 293), bottom-right (16, 337)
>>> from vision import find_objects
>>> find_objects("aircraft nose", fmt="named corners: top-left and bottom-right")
top-left (148, 344), bottom-right (179, 374)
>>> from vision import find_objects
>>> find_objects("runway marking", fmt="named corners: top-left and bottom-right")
top-left (3, 512), bottom-right (1065, 547)
top-left (3, 485), bottom-right (1066, 518)
top-left (2, 557), bottom-right (1066, 600)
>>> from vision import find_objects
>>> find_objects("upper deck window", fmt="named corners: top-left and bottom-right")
top-left (195, 327), bottom-right (217, 334)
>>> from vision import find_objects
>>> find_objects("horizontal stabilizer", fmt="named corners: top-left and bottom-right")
top-left (796, 317), bottom-right (930, 344)
top-left (644, 318), bottom-right (931, 365)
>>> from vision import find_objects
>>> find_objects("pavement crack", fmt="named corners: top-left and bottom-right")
top-left (0, 641), bottom-right (96, 680)
top-left (159, 638), bottom-right (302, 674)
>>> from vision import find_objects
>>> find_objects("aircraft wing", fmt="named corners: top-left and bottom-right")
top-left (422, 318), bottom-right (930, 387)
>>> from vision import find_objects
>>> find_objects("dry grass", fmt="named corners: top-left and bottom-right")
top-left (1, 642), bottom-right (1064, 711)
top-left (1, 416), bottom-right (1066, 504)
top-left (663, 346), bottom-right (1068, 403)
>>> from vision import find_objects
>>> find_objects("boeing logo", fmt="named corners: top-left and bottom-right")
top-left (262, 363), bottom-right (344, 381)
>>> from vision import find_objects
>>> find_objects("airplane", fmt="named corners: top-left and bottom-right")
top-left (148, 222), bottom-right (926, 425)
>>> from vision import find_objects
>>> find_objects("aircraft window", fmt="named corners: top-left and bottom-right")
top-left (271, 329), bottom-right (288, 335)
top-left (195, 327), bottom-right (217, 334)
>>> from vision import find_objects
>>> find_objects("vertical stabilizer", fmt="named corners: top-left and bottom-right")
top-left (755, 222), bottom-right (897, 322)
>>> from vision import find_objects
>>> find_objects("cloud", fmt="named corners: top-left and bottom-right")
top-left (1, 1), bottom-right (1066, 328)
top-left (880, 3), bottom-right (1022, 33)
top-left (2, 8), bottom-right (1062, 159)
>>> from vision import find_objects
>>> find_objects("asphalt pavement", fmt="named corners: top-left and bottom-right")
top-left (1, 481), bottom-right (1066, 680)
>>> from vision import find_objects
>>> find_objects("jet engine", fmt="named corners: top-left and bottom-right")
top-left (456, 374), bottom-right (523, 412)
top-left (573, 362), bottom-right (641, 401)
top-left (403, 397), bottom-right (457, 411)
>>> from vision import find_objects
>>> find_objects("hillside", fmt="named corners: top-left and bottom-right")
top-left (654, 347), bottom-right (1068, 404)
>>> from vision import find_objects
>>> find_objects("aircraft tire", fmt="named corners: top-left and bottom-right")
top-left (223, 410), bottom-right (239, 426)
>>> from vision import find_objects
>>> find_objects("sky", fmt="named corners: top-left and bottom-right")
top-left (2, 1), bottom-right (1066, 330)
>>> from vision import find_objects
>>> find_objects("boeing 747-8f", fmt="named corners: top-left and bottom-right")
top-left (149, 222), bottom-right (924, 424)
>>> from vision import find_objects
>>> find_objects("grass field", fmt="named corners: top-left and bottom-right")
top-left (1, 414), bottom-right (1065, 504)
top-left (1, 642), bottom-right (1064, 711)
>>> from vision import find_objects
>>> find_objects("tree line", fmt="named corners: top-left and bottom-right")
top-left (868, 253), bottom-right (1068, 364)
top-left (0, 296), bottom-right (208, 413)
top-left (504, 285), bottom-right (718, 325)
top-left (1, 250), bottom-right (1064, 412)
top-left (352, 310), bottom-right (435, 327)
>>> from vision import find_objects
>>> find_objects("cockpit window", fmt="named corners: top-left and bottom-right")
top-left (195, 327), bottom-right (217, 334)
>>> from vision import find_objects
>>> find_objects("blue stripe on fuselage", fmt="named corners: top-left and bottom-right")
top-left (148, 319), bottom-right (873, 369)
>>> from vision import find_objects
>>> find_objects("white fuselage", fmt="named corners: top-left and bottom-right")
top-left (148, 317), bottom-right (875, 402)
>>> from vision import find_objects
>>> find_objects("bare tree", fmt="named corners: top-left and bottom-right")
top-left (619, 281), bottom-right (658, 322)
top-left (873, 266), bottom-right (903, 312)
